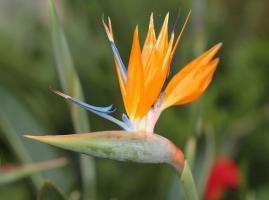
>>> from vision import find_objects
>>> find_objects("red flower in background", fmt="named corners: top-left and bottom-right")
top-left (204, 157), bottom-right (240, 200)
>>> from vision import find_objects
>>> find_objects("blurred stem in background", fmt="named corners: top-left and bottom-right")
top-left (185, 0), bottom-right (207, 168)
top-left (186, 0), bottom-right (215, 199)
top-left (192, 0), bottom-right (206, 56)
top-left (0, 113), bottom-right (43, 188)
top-left (222, 103), bottom-right (269, 156)
top-left (0, 158), bottom-right (67, 186)
top-left (49, 0), bottom-right (96, 199)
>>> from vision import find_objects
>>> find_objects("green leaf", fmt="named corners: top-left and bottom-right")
top-left (38, 181), bottom-right (67, 200)
top-left (195, 128), bottom-right (215, 198)
top-left (0, 158), bottom-right (67, 185)
top-left (0, 109), bottom-right (40, 186)
top-left (0, 87), bottom-right (74, 190)
top-left (48, 0), bottom-right (96, 199)
top-left (49, 0), bottom-right (89, 132)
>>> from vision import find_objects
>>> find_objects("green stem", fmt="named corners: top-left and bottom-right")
top-left (179, 160), bottom-right (199, 200)
top-left (191, 0), bottom-right (206, 56)
top-left (184, 137), bottom-right (197, 169)
top-left (48, 1), bottom-right (96, 199)
top-left (80, 155), bottom-right (96, 200)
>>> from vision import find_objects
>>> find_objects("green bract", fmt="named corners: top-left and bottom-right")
top-left (25, 131), bottom-right (184, 171)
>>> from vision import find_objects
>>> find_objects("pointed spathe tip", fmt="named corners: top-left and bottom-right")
top-left (24, 134), bottom-right (47, 142)
top-left (24, 134), bottom-right (57, 142)
top-left (24, 134), bottom-right (37, 140)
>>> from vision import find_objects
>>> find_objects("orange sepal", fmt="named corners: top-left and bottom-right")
top-left (142, 13), bottom-right (156, 68)
top-left (162, 43), bottom-right (222, 109)
top-left (144, 13), bottom-right (169, 83)
top-left (125, 27), bottom-right (143, 119)
top-left (131, 14), bottom-right (171, 118)
top-left (135, 33), bottom-right (175, 118)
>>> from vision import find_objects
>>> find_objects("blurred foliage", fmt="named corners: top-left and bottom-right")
top-left (38, 181), bottom-right (67, 200)
top-left (0, 158), bottom-right (67, 185)
top-left (0, 0), bottom-right (268, 199)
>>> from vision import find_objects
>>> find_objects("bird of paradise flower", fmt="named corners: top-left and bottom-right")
top-left (26, 12), bottom-right (221, 176)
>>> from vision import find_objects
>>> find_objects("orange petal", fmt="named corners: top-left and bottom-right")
top-left (125, 27), bottom-right (143, 119)
top-left (174, 58), bottom-right (219, 105)
top-left (142, 13), bottom-right (156, 67)
top-left (156, 13), bottom-right (170, 54)
top-left (162, 43), bottom-right (222, 108)
top-left (144, 13), bottom-right (169, 81)
top-left (115, 61), bottom-right (127, 105)
top-left (135, 33), bottom-right (175, 118)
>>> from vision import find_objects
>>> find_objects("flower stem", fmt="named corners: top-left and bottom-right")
top-left (179, 160), bottom-right (199, 200)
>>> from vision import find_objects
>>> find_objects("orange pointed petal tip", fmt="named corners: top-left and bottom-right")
top-left (155, 12), bottom-right (169, 51)
top-left (142, 13), bottom-right (156, 66)
top-left (162, 43), bottom-right (222, 109)
top-left (103, 13), bottom-right (220, 122)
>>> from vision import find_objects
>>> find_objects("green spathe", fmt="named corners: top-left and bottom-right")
top-left (25, 131), bottom-right (184, 171)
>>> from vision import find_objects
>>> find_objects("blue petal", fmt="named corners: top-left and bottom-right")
top-left (52, 90), bottom-right (129, 130)
top-left (67, 97), bottom-right (129, 129)
top-left (68, 97), bottom-right (115, 114)
top-left (89, 109), bottom-right (128, 130)
top-left (121, 114), bottom-right (134, 131)
top-left (102, 18), bottom-right (127, 82)
top-left (110, 42), bottom-right (127, 81)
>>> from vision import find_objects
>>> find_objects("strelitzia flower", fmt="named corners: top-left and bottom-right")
top-left (26, 12), bottom-right (221, 172)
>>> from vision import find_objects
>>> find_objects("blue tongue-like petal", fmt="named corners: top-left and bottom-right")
top-left (52, 90), bottom-right (128, 130)
top-left (102, 17), bottom-right (127, 82)
top-left (122, 113), bottom-right (134, 129)
top-left (69, 98), bottom-right (115, 114)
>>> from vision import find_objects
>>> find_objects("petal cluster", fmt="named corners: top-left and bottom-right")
top-left (50, 13), bottom-right (221, 133)
top-left (103, 12), bottom-right (221, 122)
top-left (25, 11), bottom-right (223, 175)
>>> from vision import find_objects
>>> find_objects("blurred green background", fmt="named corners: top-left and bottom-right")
top-left (0, 0), bottom-right (268, 199)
